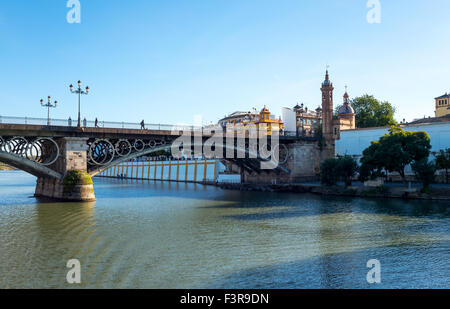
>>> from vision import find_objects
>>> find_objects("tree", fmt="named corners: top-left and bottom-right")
top-left (320, 155), bottom-right (359, 187)
top-left (360, 126), bottom-right (431, 186)
top-left (412, 159), bottom-right (436, 190)
top-left (335, 94), bottom-right (397, 128)
top-left (435, 149), bottom-right (450, 184)
top-left (337, 155), bottom-right (359, 187)
top-left (321, 158), bottom-right (340, 186)
top-left (359, 142), bottom-right (384, 182)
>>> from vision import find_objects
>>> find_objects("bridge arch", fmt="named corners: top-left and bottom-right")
top-left (0, 151), bottom-right (62, 179)
top-left (0, 135), bottom-right (62, 180)
top-left (88, 142), bottom-right (289, 177)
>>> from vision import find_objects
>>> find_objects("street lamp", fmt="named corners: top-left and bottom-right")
top-left (40, 96), bottom-right (58, 126)
top-left (69, 80), bottom-right (90, 128)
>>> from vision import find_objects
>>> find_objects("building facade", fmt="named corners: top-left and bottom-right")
top-left (222, 70), bottom-right (351, 184)
top-left (281, 71), bottom-right (355, 140)
top-left (218, 107), bottom-right (284, 135)
top-left (292, 103), bottom-right (322, 136)
top-left (435, 93), bottom-right (450, 117)
top-left (218, 111), bottom-right (258, 128)
top-left (333, 91), bottom-right (356, 139)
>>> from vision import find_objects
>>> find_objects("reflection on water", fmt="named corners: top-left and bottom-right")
top-left (0, 171), bottom-right (449, 288)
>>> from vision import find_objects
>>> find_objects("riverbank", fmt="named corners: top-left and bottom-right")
top-left (217, 182), bottom-right (450, 201)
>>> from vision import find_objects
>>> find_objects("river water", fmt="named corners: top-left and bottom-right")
top-left (0, 171), bottom-right (449, 289)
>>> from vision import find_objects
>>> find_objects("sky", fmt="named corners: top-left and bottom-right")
top-left (0, 0), bottom-right (450, 125)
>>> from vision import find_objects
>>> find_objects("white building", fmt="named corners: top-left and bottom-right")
top-left (281, 107), bottom-right (297, 136)
top-left (336, 121), bottom-right (450, 159)
top-left (336, 121), bottom-right (450, 179)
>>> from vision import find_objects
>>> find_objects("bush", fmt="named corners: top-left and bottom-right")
top-left (63, 170), bottom-right (93, 194)
top-left (412, 159), bottom-right (436, 189)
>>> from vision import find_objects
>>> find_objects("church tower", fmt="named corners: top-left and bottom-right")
top-left (320, 70), bottom-right (335, 154)
top-left (337, 89), bottom-right (356, 130)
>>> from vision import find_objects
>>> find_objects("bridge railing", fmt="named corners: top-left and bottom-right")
top-left (0, 115), bottom-right (298, 137)
top-left (0, 115), bottom-right (196, 131)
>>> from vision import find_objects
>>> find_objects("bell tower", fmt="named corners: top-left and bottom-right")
top-left (320, 70), bottom-right (335, 156)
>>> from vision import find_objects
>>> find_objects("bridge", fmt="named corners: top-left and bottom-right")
top-left (0, 116), bottom-right (328, 202)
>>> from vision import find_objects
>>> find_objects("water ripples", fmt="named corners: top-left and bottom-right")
top-left (0, 172), bottom-right (449, 288)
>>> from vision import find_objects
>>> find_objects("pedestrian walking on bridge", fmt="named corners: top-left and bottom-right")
top-left (140, 120), bottom-right (145, 130)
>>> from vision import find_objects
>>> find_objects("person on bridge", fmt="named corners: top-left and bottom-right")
top-left (95, 118), bottom-right (99, 128)
top-left (140, 120), bottom-right (145, 130)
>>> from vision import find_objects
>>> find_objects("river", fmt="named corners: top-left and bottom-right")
top-left (0, 171), bottom-right (449, 288)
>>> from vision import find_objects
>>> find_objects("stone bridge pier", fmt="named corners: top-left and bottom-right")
top-left (227, 140), bottom-right (331, 184)
top-left (35, 137), bottom-right (96, 202)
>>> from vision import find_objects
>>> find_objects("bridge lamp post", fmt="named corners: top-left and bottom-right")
top-left (69, 80), bottom-right (90, 128)
top-left (40, 96), bottom-right (58, 126)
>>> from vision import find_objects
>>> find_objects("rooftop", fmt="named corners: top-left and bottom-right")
top-left (435, 93), bottom-right (450, 99)
top-left (409, 114), bottom-right (450, 125)
top-left (219, 111), bottom-right (255, 122)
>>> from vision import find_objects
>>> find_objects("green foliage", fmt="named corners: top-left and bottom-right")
top-left (375, 184), bottom-right (389, 194)
top-left (337, 94), bottom-right (397, 128)
top-left (435, 149), bottom-right (450, 184)
top-left (358, 159), bottom-right (384, 182)
top-left (412, 159), bottom-right (436, 189)
top-left (420, 187), bottom-right (431, 194)
top-left (338, 155), bottom-right (359, 187)
top-left (360, 126), bottom-right (431, 186)
top-left (320, 158), bottom-right (339, 186)
top-left (361, 185), bottom-right (389, 197)
top-left (320, 155), bottom-right (359, 187)
top-left (342, 188), bottom-right (357, 196)
top-left (63, 170), bottom-right (93, 194)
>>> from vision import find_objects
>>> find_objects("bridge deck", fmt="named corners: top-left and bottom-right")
top-left (0, 123), bottom-right (311, 142)
top-left (0, 124), bottom-right (193, 139)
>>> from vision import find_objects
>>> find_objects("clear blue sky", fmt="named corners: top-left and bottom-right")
top-left (1, 0), bottom-right (449, 125)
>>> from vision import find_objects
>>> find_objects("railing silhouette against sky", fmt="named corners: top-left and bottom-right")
top-left (0, 115), bottom-right (300, 137)
top-left (0, 115), bottom-right (193, 131)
